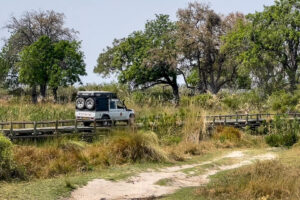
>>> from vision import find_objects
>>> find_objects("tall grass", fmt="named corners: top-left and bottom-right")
top-left (0, 102), bottom-right (74, 121)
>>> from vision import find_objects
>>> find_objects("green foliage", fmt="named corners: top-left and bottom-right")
top-left (181, 94), bottom-right (215, 109)
top-left (0, 103), bottom-right (74, 121)
top-left (265, 116), bottom-right (299, 147)
top-left (245, 0), bottom-right (300, 92)
top-left (131, 87), bottom-right (173, 106)
top-left (17, 36), bottom-right (86, 97)
top-left (0, 134), bottom-right (25, 180)
top-left (268, 90), bottom-right (299, 113)
top-left (95, 14), bottom-right (180, 103)
top-left (221, 95), bottom-right (241, 111)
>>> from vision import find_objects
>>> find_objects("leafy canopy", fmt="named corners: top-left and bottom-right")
top-left (17, 36), bottom-right (86, 88)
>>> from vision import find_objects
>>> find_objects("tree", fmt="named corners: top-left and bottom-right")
top-left (1, 10), bottom-right (77, 95)
top-left (17, 36), bottom-right (86, 103)
top-left (95, 15), bottom-right (181, 104)
top-left (50, 40), bottom-right (86, 102)
top-left (176, 2), bottom-right (245, 94)
top-left (245, 0), bottom-right (300, 92)
top-left (223, 19), bottom-right (286, 94)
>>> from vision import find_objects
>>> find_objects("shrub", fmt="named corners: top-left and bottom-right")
top-left (265, 116), bottom-right (299, 147)
top-left (268, 90), bottom-right (299, 113)
top-left (58, 140), bottom-right (86, 152)
top-left (266, 132), bottom-right (298, 147)
top-left (107, 131), bottom-right (167, 164)
top-left (221, 94), bottom-right (241, 111)
top-left (0, 134), bottom-right (25, 180)
top-left (213, 126), bottom-right (241, 142)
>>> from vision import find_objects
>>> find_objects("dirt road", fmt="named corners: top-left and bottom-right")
top-left (69, 150), bottom-right (276, 200)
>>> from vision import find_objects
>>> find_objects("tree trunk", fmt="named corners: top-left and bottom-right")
top-left (52, 87), bottom-right (58, 103)
top-left (40, 84), bottom-right (47, 102)
top-left (287, 69), bottom-right (297, 93)
top-left (171, 83), bottom-right (180, 106)
top-left (31, 85), bottom-right (37, 104)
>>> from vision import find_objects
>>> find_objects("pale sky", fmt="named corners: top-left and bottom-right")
top-left (0, 0), bottom-right (274, 85)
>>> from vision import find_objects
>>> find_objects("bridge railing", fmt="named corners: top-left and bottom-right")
top-left (0, 118), bottom-right (114, 137)
top-left (205, 113), bottom-right (300, 124)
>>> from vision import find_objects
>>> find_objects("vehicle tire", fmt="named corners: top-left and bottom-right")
top-left (83, 122), bottom-right (91, 127)
top-left (76, 97), bottom-right (85, 110)
top-left (128, 114), bottom-right (135, 126)
top-left (85, 98), bottom-right (95, 110)
top-left (100, 115), bottom-right (111, 126)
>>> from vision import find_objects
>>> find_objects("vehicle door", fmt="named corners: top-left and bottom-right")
top-left (109, 100), bottom-right (124, 120)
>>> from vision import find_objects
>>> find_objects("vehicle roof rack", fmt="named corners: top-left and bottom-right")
top-left (77, 91), bottom-right (117, 99)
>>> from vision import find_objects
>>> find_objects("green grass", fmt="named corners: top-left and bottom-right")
top-left (0, 149), bottom-right (230, 200)
top-left (155, 178), bottom-right (173, 186)
top-left (162, 187), bottom-right (201, 200)
top-left (0, 162), bottom-right (170, 200)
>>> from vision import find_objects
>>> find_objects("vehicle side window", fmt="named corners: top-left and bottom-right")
top-left (117, 101), bottom-right (124, 109)
top-left (110, 101), bottom-right (116, 109)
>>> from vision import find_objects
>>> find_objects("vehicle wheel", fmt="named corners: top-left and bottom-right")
top-left (83, 122), bottom-right (91, 127)
top-left (85, 98), bottom-right (95, 110)
top-left (101, 115), bottom-right (111, 126)
top-left (128, 114), bottom-right (135, 126)
top-left (76, 97), bottom-right (85, 110)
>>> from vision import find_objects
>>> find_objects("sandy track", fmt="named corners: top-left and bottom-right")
top-left (69, 151), bottom-right (276, 200)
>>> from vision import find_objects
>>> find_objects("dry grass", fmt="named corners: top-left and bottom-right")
top-left (12, 131), bottom-right (168, 179)
top-left (195, 145), bottom-right (300, 200)
top-left (196, 159), bottom-right (300, 200)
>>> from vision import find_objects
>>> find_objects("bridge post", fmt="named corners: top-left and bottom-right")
top-left (256, 114), bottom-right (259, 123)
top-left (33, 121), bottom-right (37, 135)
top-left (55, 120), bottom-right (58, 135)
top-left (246, 114), bottom-right (249, 125)
top-left (74, 119), bottom-right (78, 133)
top-left (236, 114), bottom-right (238, 123)
top-left (10, 121), bottom-right (13, 137)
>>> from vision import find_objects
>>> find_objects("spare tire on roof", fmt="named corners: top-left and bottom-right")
top-left (76, 97), bottom-right (85, 110)
top-left (85, 97), bottom-right (95, 110)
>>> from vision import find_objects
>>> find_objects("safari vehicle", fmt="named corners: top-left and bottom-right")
top-left (75, 91), bottom-right (134, 126)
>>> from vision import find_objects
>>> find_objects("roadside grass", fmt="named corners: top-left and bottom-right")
top-left (164, 145), bottom-right (300, 200)
top-left (0, 163), bottom-right (165, 200)
top-left (181, 157), bottom-right (240, 177)
top-left (0, 149), bottom-right (229, 200)
top-left (162, 187), bottom-right (200, 200)
top-left (0, 102), bottom-right (74, 122)
top-left (155, 178), bottom-right (173, 186)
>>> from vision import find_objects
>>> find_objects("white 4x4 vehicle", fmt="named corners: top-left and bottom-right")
top-left (75, 91), bottom-right (134, 126)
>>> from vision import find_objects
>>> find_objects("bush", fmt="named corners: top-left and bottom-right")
top-left (268, 90), bottom-right (299, 113)
top-left (58, 140), bottom-right (86, 152)
top-left (213, 126), bottom-right (241, 142)
top-left (265, 116), bottom-right (299, 147)
top-left (266, 132), bottom-right (298, 147)
top-left (0, 134), bottom-right (25, 180)
top-left (107, 131), bottom-right (167, 164)
top-left (221, 94), bottom-right (241, 111)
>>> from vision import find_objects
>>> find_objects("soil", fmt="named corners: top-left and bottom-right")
top-left (69, 151), bottom-right (276, 200)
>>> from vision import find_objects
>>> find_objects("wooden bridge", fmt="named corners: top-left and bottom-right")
top-left (1, 113), bottom-right (300, 139)
top-left (205, 113), bottom-right (300, 128)
top-left (0, 119), bottom-right (113, 139)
